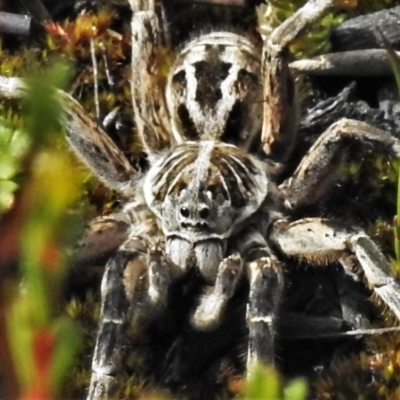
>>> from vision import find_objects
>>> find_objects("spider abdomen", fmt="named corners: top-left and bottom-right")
top-left (166, 32), bottom-right (263, 147)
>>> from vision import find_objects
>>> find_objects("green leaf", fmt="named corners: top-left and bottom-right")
top-left (6, 61), bottom-right (84, 397)
top-left (284, 379), bottom-right (308, 400)
top-left (50, 318), bottom-right (83, 393)
top-left (241, 364), bottom-right (307, 400)
top-left (380, 31), bottom-right (400, 269)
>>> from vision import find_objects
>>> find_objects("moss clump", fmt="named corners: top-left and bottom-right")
top-left (314, 333), bottom-right (400, 400)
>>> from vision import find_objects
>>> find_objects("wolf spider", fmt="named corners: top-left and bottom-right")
top-left (77, 0), bottom-right (400, 397)
top-left (1, 0), bottom-right (400, 398)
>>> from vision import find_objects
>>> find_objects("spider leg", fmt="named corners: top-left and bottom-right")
top-left (88, 243), bottom-right (138, 400)
top-left (235, 230), bottom-right (284, 371)
top-left (279, 118), bottom-right (400, 210)
top-left (190, 229), bottom-right (284, 371)
top-left (73, 213), bottom-right (131, 267)
top-left (60, 92), bottom-right (139, 194)
top-left (270, 218), bottom-right (400, 322)
top-left (0, 75), bottom-right (138, 195)
top-left (190, 253), bottom-right (244, 331)
top-left (246, 255), bottom-right (283, 372)
top-left (87, 236), bottom-right (180, 400)
top-left (128, 0), bottom-right (171, 157)
top-left (260, 0), bottom-right (337, 161)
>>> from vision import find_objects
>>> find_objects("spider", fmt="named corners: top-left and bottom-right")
top-left (72, 0), bottom-right (400, 397)
top-left (1, 0), bottom-right (400, 398)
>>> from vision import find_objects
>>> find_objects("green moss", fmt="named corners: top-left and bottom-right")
top-left (314, 334), bottom-right (400, 400)
top-left (257, 0), bottom-right (397, 58)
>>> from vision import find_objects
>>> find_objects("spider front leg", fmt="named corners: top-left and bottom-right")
top-left (128, 0), bottom-right (171, 157)
top-left (240, 230), bottom-right (283, 372)
top-left (279, 118), bottom-right (400, 210)
top-left (246, 254), bottom-right (283, 372)
top-left (0, 76), bottom-right (139, 195)
top-left (88, 236), bottom-right (180, 400)
top-left (73, 212), bottom-right (132, 267)
top-left (270, 218), bottom-right (400, 322)
top-left (261, 0), bottom-right (337, 161)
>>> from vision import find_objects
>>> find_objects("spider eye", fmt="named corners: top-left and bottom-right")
top-left (180, 207), bottom-right (190, 218)
top-left (199, 207), bottom-right (209, 219)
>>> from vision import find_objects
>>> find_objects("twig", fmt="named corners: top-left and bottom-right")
top-left (100, 42), bottom-right (114, 88)
top-left (90, 38), bottom-right (100, 120)
top-left (331, 6), bottom-right (400, 52)
top-left (0, 12), bottom-right (32, 36)
top-left (290, 49), bottom-right (397, 76)
top-left (285, 325), bottom-right (400, 340)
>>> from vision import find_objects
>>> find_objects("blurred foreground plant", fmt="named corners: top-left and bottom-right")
top-left (381, 33), bottom-right (400, 275)
top-left (241, 364), bottom-right (307, 400)
top-left (0, 63), bottom-right (84, 400)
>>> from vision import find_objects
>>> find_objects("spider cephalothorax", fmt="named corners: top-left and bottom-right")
top-left (1, 0), bottom-right (400, 399)
top-left (144, 140), bottom-right (271, 280)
